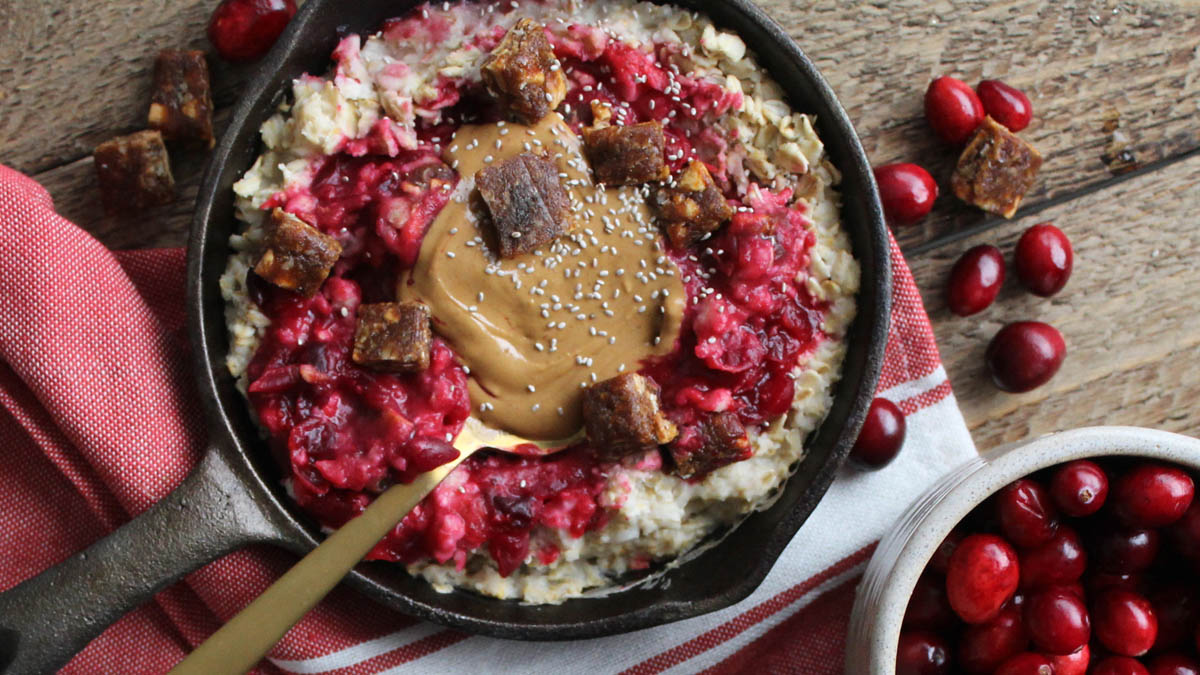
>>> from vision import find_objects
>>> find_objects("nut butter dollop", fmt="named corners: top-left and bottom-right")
top-left (399, 113), bottom-right (685, 440)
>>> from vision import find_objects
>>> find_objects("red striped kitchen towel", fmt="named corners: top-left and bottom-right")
top-left (0, 164), bottom-right (974, 674)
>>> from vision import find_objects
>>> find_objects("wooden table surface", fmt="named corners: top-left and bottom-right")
top-left (2, 0), bottom-right (1198, 449)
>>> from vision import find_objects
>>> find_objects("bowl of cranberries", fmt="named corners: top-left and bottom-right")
top-left (846, 426), bottom-right (1200, 675)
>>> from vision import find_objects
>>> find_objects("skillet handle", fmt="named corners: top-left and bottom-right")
top-left (0, 447), bottom-right (284, 675)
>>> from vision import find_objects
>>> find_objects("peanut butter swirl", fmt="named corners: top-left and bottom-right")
top-left (399, 113), bottom-right (686, 440)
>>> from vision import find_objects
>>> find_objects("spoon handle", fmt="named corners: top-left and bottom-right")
top-left (168, 449), bottom-right (472, 675)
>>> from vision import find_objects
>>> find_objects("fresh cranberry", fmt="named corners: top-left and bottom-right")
top-left (850, 397), bottom-right (906, 468)
top-left (1147, 653), bottom-right (1200, 675)
top-left (976, 80), bottom-right (1034, 132)
top-left (1093, 528), bottom-right (1161, 573)
top-left (1113, 463), bottom-right (1195, 528)
top-left (958, 605), bottom-right (1028, 674)
top-left (874, 163), bottom-right (938, 226)
top-left (930, 529), bottom-right (965, 574)
top-left (996, 478), bottom-right (1059, 548)
top-left (1019, 525), bottom-right (1086, 589)
top-left (1023, 586), bottom-right (1090, 654)
top-left (985, 321), bottom-right (1066, 393)
top-left (925, 76), bottom-right (986, 145)
top-left (1050, 459), bottom-right (1109, 516)
top-left (946, 534), bottom-right (1020, 623)
top-left (1047, 645), bottom-right (1090, 675)
top-left (1094, 589), bottom-right (1159, 657)
top-left (1088, 570), bottom-right (1146, 595)
top-left (896, 630), bottom-right (952, 675)
top-left (1014, 223), bottom-right (1073, 297)
top-left (1150, 584), bottom-right (1200, 650)
top-left (1093, 656), bottom-right (1151, 675)
top-left (994, 652), bottom-right (1054, 675)
top-left (207, 0), bottom-right (297, 63)
top-left (1168, 499), bottom-right (1200, 560)
top-left (947, 245), bottom-right (1006, 317)
top-left (904, 572), bottom-right (955, 629)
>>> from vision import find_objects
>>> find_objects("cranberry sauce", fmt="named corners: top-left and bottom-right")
top-left (247, 17), bottom-right (830, 574)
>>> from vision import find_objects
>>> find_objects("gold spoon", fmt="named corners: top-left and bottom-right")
top-left (168, 418), bottom-right (573, 675)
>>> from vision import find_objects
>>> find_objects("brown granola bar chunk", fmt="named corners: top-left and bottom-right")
top-left (480, 18), bottom-right (567, 124)
top-left (653, 160), bottom-right (733, 248)
top-left (93, 130), bottom-right (175, 214)
top-left (668, 412), bottom-right (752, 479)
top-left (476, 152), bottom-right (571, 258)
top-left (148, 49), bottom-right (214, 147)
top-left (352, 302), bottom-right (433, 373)
top-left (582, 121), bottom-right (669, 186)
top-left (583, 373), bottom-right (678, 462)
top-left (254, 208), bottom-right (342, 296)
top-left (951, 116), bottom-right (1043, 218)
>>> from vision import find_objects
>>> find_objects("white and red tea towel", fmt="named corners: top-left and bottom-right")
top-left (0, 165), bottom-right (975, 674)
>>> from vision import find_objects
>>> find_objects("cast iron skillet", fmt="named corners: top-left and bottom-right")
top-left (0, 0), bottom-right (889, 671)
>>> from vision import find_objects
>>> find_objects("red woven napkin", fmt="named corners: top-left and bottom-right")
top-left (0, 164), bottom-right (973, 674)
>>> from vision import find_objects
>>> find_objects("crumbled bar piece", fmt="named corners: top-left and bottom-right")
top-left (476, 152), bottom-right (571, 258)
top-left (352, 302), bottom-right (433, 373)
top-left (480, 18), bottom-right (567, 124)
top-left (148, 49), bottom-right (214, 147)
top-left (654, 161), bottom-right (733, 248)
top-left (582, 121), bottom-right (670, 186)
top-left (583, 373), bottom-right (678, 462)
top-left (589, 100), bottom-right (613, 128)
top-left (951, 116), bottom-right (1043, 218)
top-left (254, 208), bottom-right (342, 296)
top-left (93, 130), bottom-right (175, 214)
top-left (668, 412), bottom-right (752, 479)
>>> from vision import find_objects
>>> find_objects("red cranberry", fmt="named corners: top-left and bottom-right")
top-left (1168, 499), bottom-right (1200, 560)
top-left (1113, 463), bottom-right (1195, 528)
top-left (1019, 526), bottom-right (1086, 589)
top-left (985, 321), bottom-right (1066, 393)
top-left (1014, 223), bottom-right (1073, 297)
top-left (947, 245), bottom-right (1006, 317)
top-left (1093, 656), bottom-right (1151, 675)
top-left (1088, 570), bottom-right (1146, 595)
top-left (958, 605), bottom-right (1028, 674)
top-left (976, 80), bottom-right (1034, 132)
top-left (1094, 528), bottom-right (1161, 573)
top-left (1148, 653), bottom-right (1200, 675)
top-left (904, 572), bottom-right (955, 629)
top-left (996, 478), bottom-right (1059, 548)
top-left (850, 397), bottom-right (906, 468)
top-left (1050, 459), bottom-right (1109, 516)
top-left (896, 630), bottom-right (952, 675)
top-left (208, 0), bottom-right (298, 63)
top-left (1094, 589), bottom-right (1159, 657)
top-left (1150, 584), bottom-right (1200, 650)
top-left (925, 76), bottom-right (986, 145)
top-left (946, 534), bottom-right (1020, 624)
top-left (874, 163), bottom-right (938, 226)
top-left (1023, 586), bottom-right (1090, 654)
top-left (1047, 645), bottom-right (1090, 675)
top-left (930, 529), bottom-right (966, 574)
top-left (994, 652), bottom-right (1054, 675)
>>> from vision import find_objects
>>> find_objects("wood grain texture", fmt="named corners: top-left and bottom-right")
top-left (5, 0), bottom-right (1199, 251)
top-left (907, 153), bottom-right (1200, 449)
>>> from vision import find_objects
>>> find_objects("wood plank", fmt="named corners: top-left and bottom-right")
top-left (763, 0), bottom-right (1200, 250)
top-left (0, 0), bottom-right (252, 174)
top-left (10, 0), bottom-right (1200, 252)
top-left (906, 153), bottom-right (1200, 448)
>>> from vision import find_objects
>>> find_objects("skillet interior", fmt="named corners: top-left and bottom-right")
top-left (188, 0), bottom-right (890, 640)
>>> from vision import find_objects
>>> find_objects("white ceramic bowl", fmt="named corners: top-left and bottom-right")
top-left (846, 426), bottom-right (1200, 674)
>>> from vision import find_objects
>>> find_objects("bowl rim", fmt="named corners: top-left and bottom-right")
top-left (847, 425), bottom-right (1200, 674)
top-left (188, 0), bottom-right (891, 639)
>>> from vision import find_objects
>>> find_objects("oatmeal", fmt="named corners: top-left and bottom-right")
top-left (221, 0), bottom-right (859, 603)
